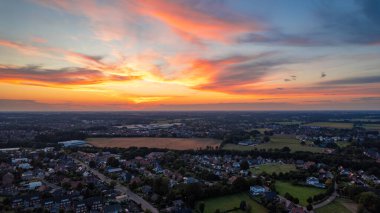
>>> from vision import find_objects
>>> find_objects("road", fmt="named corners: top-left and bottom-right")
top-left (72, 157), bottom-right (159, 213)
top-left (313, 182), bottom-right (338, 210)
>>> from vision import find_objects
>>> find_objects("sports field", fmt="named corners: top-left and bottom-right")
top-left (196, 192), bottom-right (267, 213)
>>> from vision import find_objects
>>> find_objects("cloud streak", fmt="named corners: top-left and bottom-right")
top-left (0, 65), bottom-right (140, 87)
top-left (319, 76), bottom-right (380, 85)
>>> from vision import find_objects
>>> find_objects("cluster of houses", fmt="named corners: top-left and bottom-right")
top-left (0, 148), bottom-right (143, 213)
top-left (338, 166), bottom-right (380, 187)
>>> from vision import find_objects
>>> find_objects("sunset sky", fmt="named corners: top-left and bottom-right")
top-left (0, 0), bottom-right (380, 111)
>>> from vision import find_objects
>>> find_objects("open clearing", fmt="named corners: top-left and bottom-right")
top-left (303, 122), bottom-right (353, 129)
top-left (275, 181), bottom-right (326, 206)
top-left (87, 137), bottom-right (221, 150)
top-left (223, 135), bottom-right (324, 153)
top-left (250, 164), bottom-right (296, 175)
top-left (363, 123), bottom-right (380, 131)
top-left (196, 192), bottom-right (267, 213)
top-left (315, 198), bottom-right (353, 213)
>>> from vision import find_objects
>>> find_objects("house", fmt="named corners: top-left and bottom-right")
top-left (291, 207), bottom-right (305, 213)
top-left (141, 185), bottom-right (152, 195)
top-left (2, 172), bottom-right (14, 185)
top-left (18, 163), bottom-right (33, 170)
top-left (262, 191), bottom-right (278, 202)
top-left (295, 160), bottom-right (304, 169)
top-left (73, 201), bottom-right (87, 213)
top-left (105, 167), bottom-right (123, 174)
top-left (250, 185), bottom-right (267, 196)
top-left (26, 181), bottom-right (42, 190)
top-left (86, 196), bottom-right (103, 211)
top-left (12, 197), bottom-right (24, 209)
top-left (104, 204), bottom-right (122, 213)
top-left (183, 177), bottom-right (199, 184)
top-left (22, 171), bottom-right (34, 180)
top-left (306, 177), bottom-right (325, 188)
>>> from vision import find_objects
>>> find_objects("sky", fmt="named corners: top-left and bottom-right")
top-left (0, 0), bottom-right (380, 111)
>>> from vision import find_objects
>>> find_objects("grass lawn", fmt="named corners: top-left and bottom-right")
top-left (336, 141), bottom-right (350, 148)
top-left (196, 192), bottom-right (267, 213)
top-left (303, 122), bottom-right (353, 129)
top-left (315, 199), bottom-right (352, 213)
top-left (223, 135), bottom-right (324, 153)
top-left (250, 163), bottom-right (297, 175)
top-left (363, 123), bottom-right (380, 131)
top-left (275, 121), bottom-right (302, 125)
top-left (275, 181), bottom-right (326, 206)
top-left (255, 128), bottom-right (270, 134)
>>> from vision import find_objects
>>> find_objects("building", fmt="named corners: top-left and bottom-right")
top-left (250, 185), bottom-right (267, 196)
top-left (58, 140), bottom-right (87, 147)
top-left (306, 177), bottom-right (326, 188)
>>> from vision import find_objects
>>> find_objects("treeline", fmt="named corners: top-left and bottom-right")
top-left (340, 185), bottom-right (380, 213)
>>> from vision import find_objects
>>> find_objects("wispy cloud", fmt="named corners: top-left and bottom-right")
top-left (319, 76), bottom-right (380, 85)
top-left (0, 65), bottom-right (140, 87)
top-left (35, 0), bottom-right (261, 43)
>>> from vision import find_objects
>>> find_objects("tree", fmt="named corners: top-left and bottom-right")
top-left (89, 160), bottom-right (96, 168)
top-left (240, 160), bottom-right (250, 170)
top-left (240, 200), bottom-right (247, 210)
top-left (263, 136), bottom-right (270, 143)
top-left (233, 177), bottom-right (248, 191)
top-left (307, 197), bottom-right (313, 204)
top-left (107, 157), bottom-right (119, 167)
top-left (293, 198), bottom-right (299, 204)
top-left (281, 147), bottom-right (291, 152)
top-left (245, 204), bottom-right (252, 213)
top-left (110, 180), bottom-right (117, 189)
top-left (306, 204), bottom-right (313, 211)
top-left (199, 202), bottom-right (205, 213)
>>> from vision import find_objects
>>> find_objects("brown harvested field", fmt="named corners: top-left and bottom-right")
top-left (87, 137), bottom-right (222, 150)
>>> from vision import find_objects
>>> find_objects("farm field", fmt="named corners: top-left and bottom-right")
top-left (275, 121), bottom-right (302, 125)
top-left (275, 181), bottom-right (326, 206)
top-left (336, 141), bottom-right (350, 148)
top-left (223, 135), bottom-right (324, 153)
top-left (303, 122), bottom-right (353, 129)
top-left (315, 199), bottom-right (352, 213)
top-left (87, 137), bottom-right (221, 150)
top-left (250, 163), bottom-right (297, 175)
top-left (363, 123), bottom-right (380, 131)
top-left (196, 192), bottom-right (267, 213)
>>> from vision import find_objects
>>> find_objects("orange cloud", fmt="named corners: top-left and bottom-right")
top-left (0, 65), bottom-right (140, 87)
top-left (35, 0), bottom-right (261, 43)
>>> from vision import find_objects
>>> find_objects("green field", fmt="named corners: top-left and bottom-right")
top-left (275, 121), bottom-right (302, 125)
top-left (304, 122), bottom-right (353, 129)
top-left (250, 164), bottom-right (297, 175)
top-left (315, 199), bottom-right (352, 213)
top-left (223, 135), bottom-right (324, 153)
top-left (196, 192), bottom-right (267, 213)
top-left (363, 123), bottom-right (380, 131)
top-left (275, 181), bottom-right (326, 206)
top-left (336, 141), bottom-right (350, 148)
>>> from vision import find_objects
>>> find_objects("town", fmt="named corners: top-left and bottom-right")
top-left (0, 111), bottom-right (379, 213)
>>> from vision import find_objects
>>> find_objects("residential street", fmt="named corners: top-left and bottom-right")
top-left (313, 182), bottom-right (338, 210)
top-left (72, 157), bottom-right (159, 213)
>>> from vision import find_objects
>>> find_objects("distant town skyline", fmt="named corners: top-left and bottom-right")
top-left (0, 0), bottom-right (380, 111)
